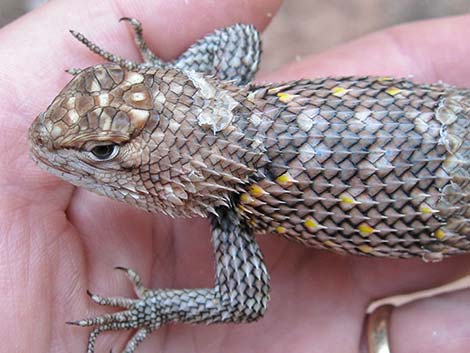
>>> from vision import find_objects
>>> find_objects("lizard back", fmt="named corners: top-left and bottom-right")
top-left (237, 76), bottom-right (470, 261)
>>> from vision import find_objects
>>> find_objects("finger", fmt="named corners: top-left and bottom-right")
top-left (261, 15), bottom-right (470, 86)
top-left (384, 289), bottom-right (470, 353)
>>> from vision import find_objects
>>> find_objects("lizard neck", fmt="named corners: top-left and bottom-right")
top-left (137, 68), bottom-right (272, 217)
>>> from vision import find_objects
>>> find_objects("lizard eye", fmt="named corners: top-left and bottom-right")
top-left (89, 144), bottom-right (120, 161)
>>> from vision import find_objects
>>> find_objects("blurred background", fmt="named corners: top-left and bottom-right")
top-left (262, 1), bottom-right (470, 72)
top-left (1, 0), bottom-right (469, 72)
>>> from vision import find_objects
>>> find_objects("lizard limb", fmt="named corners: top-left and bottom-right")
top-left (68, 208), bottom-right (269, 353)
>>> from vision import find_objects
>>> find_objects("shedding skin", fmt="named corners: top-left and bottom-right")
top-left (28, 18), bottom-right (470, 352)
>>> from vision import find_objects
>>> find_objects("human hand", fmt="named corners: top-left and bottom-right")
top-left (1, 0), bottom-right (469, 352)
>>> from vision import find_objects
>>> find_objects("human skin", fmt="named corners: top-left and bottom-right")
top-left (1, 0), bottom-right (470, 352)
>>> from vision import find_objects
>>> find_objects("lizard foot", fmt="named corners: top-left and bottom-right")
top-left (66, 209), bottom-right (270, 353)
top-left (68, 267), bottom-right (159, 353)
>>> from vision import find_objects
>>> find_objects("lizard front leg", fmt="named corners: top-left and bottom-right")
top-left (70, 18), bottom-right (260, 84)
top-left (69, 207), bottom-right (270, 353)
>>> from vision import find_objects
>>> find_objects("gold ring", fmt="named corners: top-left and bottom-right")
top-left (366, 304), bottom-right (393, 353)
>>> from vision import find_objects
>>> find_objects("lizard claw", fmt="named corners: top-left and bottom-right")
top-left (69, 308), bottom-right (157, 353)
top-left (118, 17), bottom-right (141, 27)
top-left (114, 266), bottom-right (147, 298)
top-left (65, 68), bottom-right (82, 75)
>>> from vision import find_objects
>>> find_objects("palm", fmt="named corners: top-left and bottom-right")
top-left (1, 1), bottom-right (470, 352)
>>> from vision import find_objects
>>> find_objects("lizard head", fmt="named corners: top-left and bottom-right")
top-left (29, 63), bottom-right (170, 212)
top-left (29, 63), bottom-right (258, 217)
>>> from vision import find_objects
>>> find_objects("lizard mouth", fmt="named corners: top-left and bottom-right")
top-left (29, 145), bottom-right (73, 181)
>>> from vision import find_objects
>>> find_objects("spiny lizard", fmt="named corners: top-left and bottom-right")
top-left (28, 18), bottom-right (470, 352)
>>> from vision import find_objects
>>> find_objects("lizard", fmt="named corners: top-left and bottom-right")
top-left (28, 18), bottom-right (470, 353)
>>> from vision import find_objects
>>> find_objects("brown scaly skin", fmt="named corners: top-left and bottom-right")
top-left (29, 18), bottom-right (470, 352)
